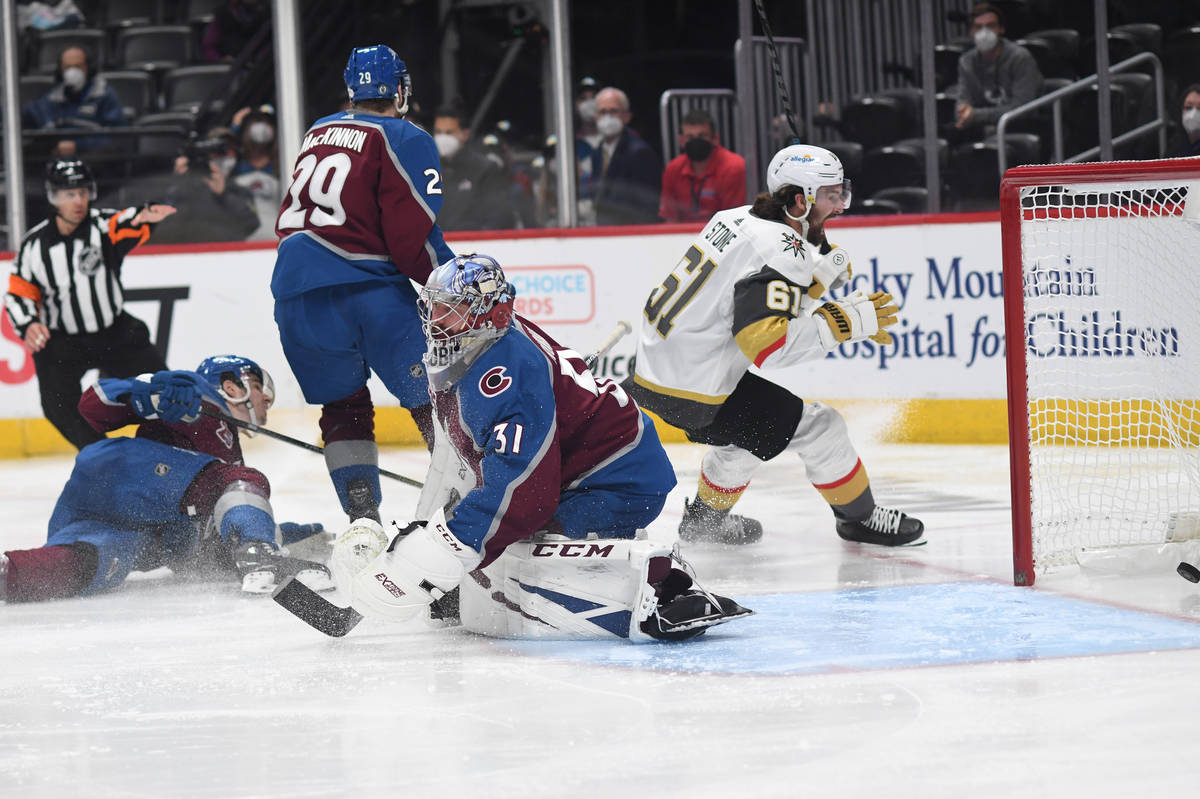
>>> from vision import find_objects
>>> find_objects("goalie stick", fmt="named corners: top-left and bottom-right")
top-left (198, 406), bottom-right (424, 488)
top-left (273, 320), bottom-right (636, 637)
top-left (273, 576), bottom-right (363, 637)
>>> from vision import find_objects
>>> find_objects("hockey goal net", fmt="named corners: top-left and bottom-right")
top-left (1001, 159), bottom-right (1200, 586)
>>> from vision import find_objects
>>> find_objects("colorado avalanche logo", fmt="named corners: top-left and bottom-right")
top-left (781, 232), bottom-right (804, 256)
top-left (479, 366), bottom-right (512, 397)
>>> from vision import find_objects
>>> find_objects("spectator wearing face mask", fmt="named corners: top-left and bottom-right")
top-left (431, 104), bottom-right (517, 231)
top-left (588, 86), bottom-right (661, 226)
top-left (1170, 84), bottom-right (1200, 158)
top-left (949, 3), bottom-right (1042, 139)
top-left (22, 46), bottom-right (128, 156)
top-left (659, 108), bottom-right (746, 224)
top-left (575, 76), bottom-right (601, 224)
top-left (230, 106), bottom-right (281, 241)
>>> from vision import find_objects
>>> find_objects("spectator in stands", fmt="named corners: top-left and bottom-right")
top-left (575, 76), bottom-right (601, 224)
top-left (138, 133), bottom-right (260, 244)
top-left (202, 0), bottom-right (269, 63)
top-left (432, 104), bottom-right (517, 231)
top-left (588, 86), bottom-right (661, 226)
top-left (21, 46), bottom-right (128, 156)
top-left (659, 108), bottom-right (746, 224)
top-left (1170, 84), bottom-right (1200, 158)
top-left (229, 106), bottom-right (280, 241)
top-left (950, 2), bottom-right (1042, 139)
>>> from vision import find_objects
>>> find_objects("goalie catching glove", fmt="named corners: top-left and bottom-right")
top-left (813, 290), bottom-right (898, 350)
top-left (341, 508), bottom-right (483, 622)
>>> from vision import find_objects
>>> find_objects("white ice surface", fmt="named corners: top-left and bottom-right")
top-left (4, 412), bottom-right (1200, 798)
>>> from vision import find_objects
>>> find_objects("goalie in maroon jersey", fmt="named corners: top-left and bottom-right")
top-left (271, 44), bottom-right (456, 526)
top-left (325, 255), bottom-right (753, 641)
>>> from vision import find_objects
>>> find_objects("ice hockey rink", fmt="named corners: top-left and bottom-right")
top-left (4, 408), bottom-right (1200, 799)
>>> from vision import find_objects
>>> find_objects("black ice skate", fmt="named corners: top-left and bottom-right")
top-left (639, 566), bottom-right (754, 641)
top-left (836, 505), bottom-right (925, 547)
top-left (678, 497), bottom-right (764, 545)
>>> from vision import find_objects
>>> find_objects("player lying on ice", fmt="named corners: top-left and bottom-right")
top-left (0, 356), bottom-right (332, 603)
top-left (327, 254), bottom-right (752, 641)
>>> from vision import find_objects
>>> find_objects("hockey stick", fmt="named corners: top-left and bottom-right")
top-left (198, 406), bottom-right (424, 488)
top-left (273, 320), bottom-right (637, 638)
top-left (273, 576), bottom-right (363, 637)
top-left (753, 0), bottom-right (801, 145)
top-left (584, 319), bottom-right (632, 370)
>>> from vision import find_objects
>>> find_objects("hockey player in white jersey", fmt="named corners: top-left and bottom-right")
top-left (624, 144), bottom-right (925, 547)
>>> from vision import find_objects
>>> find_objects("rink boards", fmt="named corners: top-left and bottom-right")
top-left (1, 212), bottom-right (1032, 456)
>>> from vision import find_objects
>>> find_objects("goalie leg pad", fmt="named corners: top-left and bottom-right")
top-left (458, 534), bottom-right (674, 640)
top-left (349, 508), bottom-right (482, 622)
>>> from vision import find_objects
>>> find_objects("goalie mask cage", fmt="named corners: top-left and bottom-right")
top-left (1001, 159), bottom-right (1200, 586)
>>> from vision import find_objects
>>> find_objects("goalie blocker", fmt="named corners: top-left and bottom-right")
top-left (318, 512), bottom-right (753, 642)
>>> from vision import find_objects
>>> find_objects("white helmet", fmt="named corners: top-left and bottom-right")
top-left (766, 144), bottom-right (851, 208)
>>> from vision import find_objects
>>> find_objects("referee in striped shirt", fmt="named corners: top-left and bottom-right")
top-left (4, 159), bottom-right (177, 449)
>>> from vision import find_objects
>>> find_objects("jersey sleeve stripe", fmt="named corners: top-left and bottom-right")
top-left (734, 316), bottom-right (789, 365)
top-left (7, 274), bottom-right (42, 303)
top-left (107, 212), bottom-right (150, 246)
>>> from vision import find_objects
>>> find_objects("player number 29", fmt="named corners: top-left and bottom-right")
top-left (278, 152), bottom-right (352, 229)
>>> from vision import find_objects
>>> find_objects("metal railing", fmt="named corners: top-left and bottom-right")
top-left (995, 51), bottom-right (1167, 173)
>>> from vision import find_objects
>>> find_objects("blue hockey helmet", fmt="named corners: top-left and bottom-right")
top-left (344, 45), bottom-right (411, 115)
top-left (196, 355), bottom-right (275, 427)
top-left (418, 254), bottom-right (515, 388)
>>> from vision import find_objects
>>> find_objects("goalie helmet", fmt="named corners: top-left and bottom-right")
top-left (196, 355), bottom-right (276, 427)
top-left (765, 144), bottom-right (852, 210)
top-left (344, 45), bottom-right (412, 116)
top-left (419, 254), bottom-right (515, 388)
top-left (45, 158), bottom-right (96, 204)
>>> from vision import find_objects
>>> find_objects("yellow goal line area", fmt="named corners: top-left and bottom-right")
top-left (1028, 399), bottom-right (1200, 448)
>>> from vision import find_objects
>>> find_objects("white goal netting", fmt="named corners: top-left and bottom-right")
top-left (1014, 174), bottom-right (1200, 576)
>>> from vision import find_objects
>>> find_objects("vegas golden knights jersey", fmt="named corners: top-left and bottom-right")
top-left (628, 205), bottom-right (830, 429)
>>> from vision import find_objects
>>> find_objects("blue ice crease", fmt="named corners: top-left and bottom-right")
top-left (496, 581), bottom-right (1200, 675)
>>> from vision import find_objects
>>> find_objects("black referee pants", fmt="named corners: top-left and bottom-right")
top-left (33, 312), bottom-right (167, 449)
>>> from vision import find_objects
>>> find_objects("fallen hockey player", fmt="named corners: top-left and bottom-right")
top-left (278, 254), bottom-right (752, 641)
top-left (1, 356), bottom-right (331, 602)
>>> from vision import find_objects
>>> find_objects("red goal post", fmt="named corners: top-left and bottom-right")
top-left (1000, 158), bottom-right (1200, 586)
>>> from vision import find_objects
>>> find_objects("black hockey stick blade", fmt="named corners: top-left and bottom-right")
top-left (1178, 561), bottom-right (1200, 583)
top-left (273, 576), bottom-right (364, 637)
